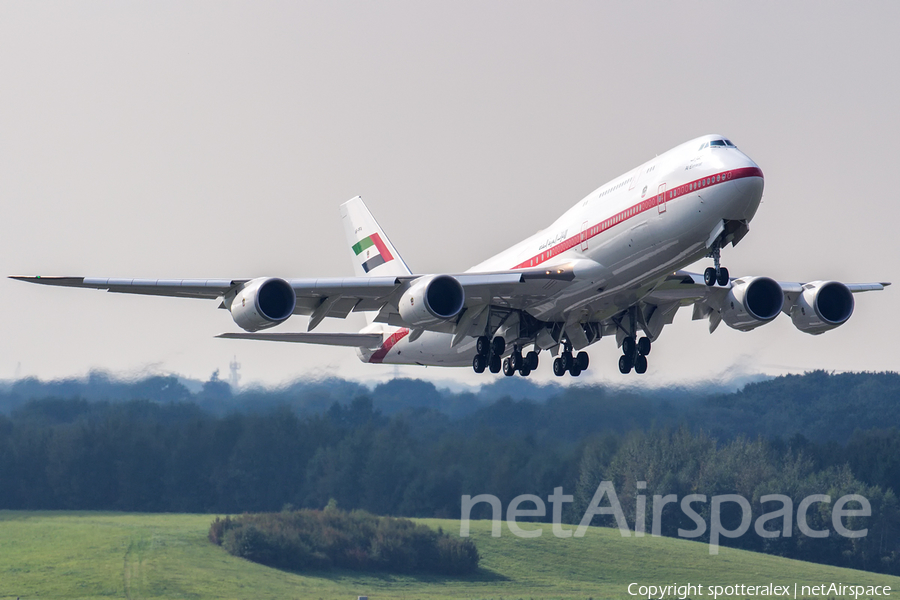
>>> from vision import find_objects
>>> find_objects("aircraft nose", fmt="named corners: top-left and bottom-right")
top-left (728, 154), bottom-right (765, 221)
top-left (734, 151), bottom-right (763, 180)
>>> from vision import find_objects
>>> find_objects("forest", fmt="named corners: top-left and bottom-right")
top-left (1, 370), bottom-right (899, 574)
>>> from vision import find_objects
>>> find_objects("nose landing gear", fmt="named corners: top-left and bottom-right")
top-left (704, 245), bottom-right (730, 287)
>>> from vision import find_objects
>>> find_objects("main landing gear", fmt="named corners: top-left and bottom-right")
top-left (704, 245), bottom-right (729, 287)
top-left (552, 343), bottom-right (589, 378)
top-left (619, 335), bottom-right (651, 374)
top-left (472, 336), bottom-right (539, 377)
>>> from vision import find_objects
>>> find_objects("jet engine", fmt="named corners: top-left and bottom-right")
top-left (229, 277), bottom-right (296, 332)
top-left (721, 276), bottom-right (784, 332)
top-left (790, 281), bottom-right (855, 335)
top-left (398, 275), bottom-right (465, 327)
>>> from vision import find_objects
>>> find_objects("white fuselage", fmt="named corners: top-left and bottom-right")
top-left (362, 135), bottom-right (765, 366)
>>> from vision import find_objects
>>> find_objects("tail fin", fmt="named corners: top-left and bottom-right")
top-left (340, 196), bottom-right (412, 278)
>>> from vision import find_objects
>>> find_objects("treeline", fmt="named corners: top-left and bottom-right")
top-left (3, 370), bottom-right (900, 444)
top-left (209, 507), bottom-right (479, 575)
top-left (1, 371), bottom-right (900, 574)
top-left (574, 427), bottom-right (900, 574)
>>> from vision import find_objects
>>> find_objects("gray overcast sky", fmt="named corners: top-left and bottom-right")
top-left (1, 1), bottom-right (897, 388)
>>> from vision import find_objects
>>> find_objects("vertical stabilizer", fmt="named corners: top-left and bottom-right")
top-left (341, 196), bottom-right (412, 278)
top-left (341, 197), bottom-right (411, 328)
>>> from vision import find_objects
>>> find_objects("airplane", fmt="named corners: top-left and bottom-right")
top-left (12, 134), bottom-right (890, 377)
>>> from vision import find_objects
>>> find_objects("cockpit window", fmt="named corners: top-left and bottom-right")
top-left (700, 139), bottom-right (737, 151)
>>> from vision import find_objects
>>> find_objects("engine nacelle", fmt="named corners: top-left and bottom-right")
top-left (229, 277), bottom-right (296, 332)
top-left (721, 276), bottom-right (784, 332)
top-left (398, 275), bottom-right (465, 327)
top-left (790, 280), bottom-right (854, 335)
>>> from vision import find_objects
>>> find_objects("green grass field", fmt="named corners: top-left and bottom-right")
top-left (0, 511), bottom-right (897, 599)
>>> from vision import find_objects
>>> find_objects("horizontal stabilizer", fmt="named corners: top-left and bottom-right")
top-left (217, 332), bottom-right (383, 348)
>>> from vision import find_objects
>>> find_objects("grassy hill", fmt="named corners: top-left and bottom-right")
top-left (1, 511), bottom-right (897, 599)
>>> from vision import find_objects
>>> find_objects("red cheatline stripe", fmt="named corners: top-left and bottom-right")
top-left (369, 328), bottom-right (410, 363)
top-left (370, 233), bottom-right (394, 262)
top-left (512, 166), bottom-right (763, 270)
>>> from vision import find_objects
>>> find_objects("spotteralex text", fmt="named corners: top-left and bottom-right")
top-left (627, 582), bottom-right (891, 599)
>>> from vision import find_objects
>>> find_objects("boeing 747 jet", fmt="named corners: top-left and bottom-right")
top-left (13, 135), bottom-right (889, 376)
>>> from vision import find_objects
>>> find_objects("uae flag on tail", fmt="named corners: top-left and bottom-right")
top-left (352, 233), bottom-right (394, 273)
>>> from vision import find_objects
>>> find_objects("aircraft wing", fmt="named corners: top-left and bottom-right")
top-left (9, 276), bottom-right (240, 299)
top-left (10, 263), bottom-right (584, 332)
top-left (216, 332), bottom-right (384, 348)
top-left (639, 270), bottom-right (890, 337)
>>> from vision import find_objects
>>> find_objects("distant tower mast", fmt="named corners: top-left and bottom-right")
top-left (228, 356), bottom-right (241, 388)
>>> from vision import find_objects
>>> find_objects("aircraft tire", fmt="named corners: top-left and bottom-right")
top-left (491, 336), bottom-right (506, 356)
top-left (638, 337), bottom-right (651, 356)
top-left (553, 357), bottom-right (566, 377)
top-left (576, 351), bottom-right (589, 370)
top-left (704, 267), bottom-right (717, 287)
top-left (716, 267), bottom-right (730, 286)
top-left (509, 352), bottom-right (522, 371)
top-left (618, 355), bottom-right (632, 374)
top-left (560, 351), bottom-right (573, 371)
top-left (502, 357), bottom-right (515, 376)
top-left (489, 355), bottom-right (502, 373)
top-left (635, 354), bottom-right (648, 374)
top-left (476, 336), bottom-right (491, 356)
top-left (519, 367), bottom-right (531, 377)
top-left (622, 337), bottom-right (636, 358)
top-left (570, 366), bottom-right (581, 377)
top-left (525, 351), bottom-right (539, 370)
top-left (472, 354), bottom-right (486, 373)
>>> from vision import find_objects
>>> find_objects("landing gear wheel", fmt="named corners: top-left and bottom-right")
top-left (704, 267), bottom-right (717, 287)
top-left (519, 367), bottom-right (531, 377)
top-left (634, 354), bottom-right (648, 374)
top-left (509, 351), bottom-right (522, 371)
top-left (622, 337), bottom-right (636, 358)
top-left (637, 337), bottom-right (651, 356)
top-left (716, 267), bottom-right (730, 287)
top-left (491, 336), bottom-right (506, 356)
top-left (570, 366), bottom-right (582, 377)
top-left (502, 357), bottom-right (515, 376)
top-left (525, 351), bottom-right (539, 370)
top-left (472, 354), bottom-right (486, 373)
top-left (553, 357), bottom-right (566, 377)
top-left (575, 351), bottom-right (589, 370)
top-left (489, 355), bottom-right (502, 374)
top-left (560, 351), bottom-right (573, 371)
top-left (476, 336), bottom-right (490, 356)
top-left (618, 355), bottom-right (633, 374)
